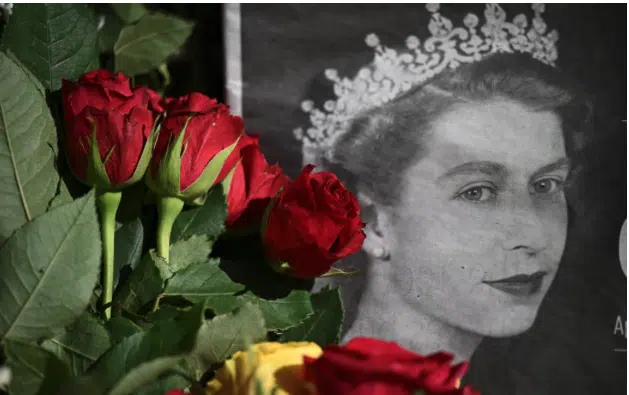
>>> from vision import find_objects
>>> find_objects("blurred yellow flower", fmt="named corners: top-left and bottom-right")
top-left (206, 341), bottom-right (323, 395)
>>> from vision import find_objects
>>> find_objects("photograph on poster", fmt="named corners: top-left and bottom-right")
top-left (226, 3), bottom-right (626, 395)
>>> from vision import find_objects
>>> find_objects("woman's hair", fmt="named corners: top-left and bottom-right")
top-left (329, 53), bottom-right (592, 206)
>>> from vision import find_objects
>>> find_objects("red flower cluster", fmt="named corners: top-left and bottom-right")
top-left (304, 337), bottom-right (480, 395)
top-left (62, 69), bottom-right (365, 279)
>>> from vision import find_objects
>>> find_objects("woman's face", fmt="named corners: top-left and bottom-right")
top-left (384, 99), bottom-right (569, 337)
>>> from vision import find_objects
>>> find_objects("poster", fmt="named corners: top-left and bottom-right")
top-left (224, 4), bottom-right (627, 394)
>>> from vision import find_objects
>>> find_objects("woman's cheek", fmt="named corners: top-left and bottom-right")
top-left (535, 192), bottom-right (569, 248)
top-left (443, 200), bottom-right (504, 249)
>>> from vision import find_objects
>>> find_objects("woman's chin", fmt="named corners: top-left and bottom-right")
top-left (474, 310), bottom-right (540, 338)
top-left (481, 323), bottom-right (535, 338)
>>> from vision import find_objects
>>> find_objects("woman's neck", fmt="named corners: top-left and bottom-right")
top-left (344, 261), bottom-right (483, 363)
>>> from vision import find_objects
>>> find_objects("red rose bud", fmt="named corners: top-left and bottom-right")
top-left (147, 93), bottom-right (243, 203)
top-left (261, 165), bottom-right (365, 279)
top-left (61, 69), bottom-right (163, 190)
top-left (303, 337), bottom-right (480, 395)
top-left (222, 134), bottom-right (290, 228)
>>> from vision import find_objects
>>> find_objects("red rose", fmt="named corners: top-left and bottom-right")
top-left (61, 69), bottom-right (163, 189)
top-left (147, 93), bottom-right (243, 201)
top-left (303, 337), bottom-right (480, 395)
top-left (222, 134), bottom-right (290, 228)
top-left (262, 165), bottom-right (365, 279)
top-left (165, 390), bottom-right (185, 395)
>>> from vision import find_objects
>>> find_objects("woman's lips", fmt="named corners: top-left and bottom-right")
top-left (482, 271), bottom-right (547, 297)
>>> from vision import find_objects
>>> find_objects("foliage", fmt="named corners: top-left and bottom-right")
top-left (0, 4), bottom-right (345, 395)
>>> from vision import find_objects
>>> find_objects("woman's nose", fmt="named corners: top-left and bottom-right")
top-left (499, 197), bottom-right (548, 254)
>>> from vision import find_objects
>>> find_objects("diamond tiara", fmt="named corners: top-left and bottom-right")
top-left (293, 3), bottom-right (559, 167)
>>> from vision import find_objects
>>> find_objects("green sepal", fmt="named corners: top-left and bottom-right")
top-left (259, 187), bottom-right (284, 243)
top-left (259, 193), bottom-right (298, 277)
top-left (115, 114), bottom-right (162, 189)
top-left (268, 260), bottom-right (292, 276)
top-left (319, 267), bottom-right (360, 278)
top-left (149, 117), bottom-right (191, 197)
top-left (220, 158), bottom-right (242, 198)
top-left (85, 118), bottom-right (113, 190)
top-left (186, 192), bottom-right (208, 207)
top-left (259, 195), bottom-right (276, 243)
top-left (147, 119), bottom-right (242, 202)
top-left (85, 116), bottom-right (160, 191)
top-left (181, 134), bottom-right (242, 199)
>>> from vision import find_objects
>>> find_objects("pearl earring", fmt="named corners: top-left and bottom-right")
top-left (372, 246), bottom-right (389, 260)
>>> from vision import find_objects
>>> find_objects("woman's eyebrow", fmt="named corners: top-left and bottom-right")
top-left (437, 161), bottom-right (507, 182)
top-left (530, 157), bottom-right (571, 179)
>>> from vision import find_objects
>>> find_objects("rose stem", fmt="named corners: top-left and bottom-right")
top-left (156, 196), bottom-right (185, 263)
top-left (95, 189), bottom-right (122, 321)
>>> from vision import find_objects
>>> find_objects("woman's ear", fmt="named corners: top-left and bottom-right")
top-left (357, 191), bottom-right (392, 260)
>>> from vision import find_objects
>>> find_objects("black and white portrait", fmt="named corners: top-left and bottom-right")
top-left (224, 4), bottom-right (626, 395)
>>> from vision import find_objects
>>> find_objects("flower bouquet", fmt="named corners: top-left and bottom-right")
top-left (0, 4), bottom-right (479, 395)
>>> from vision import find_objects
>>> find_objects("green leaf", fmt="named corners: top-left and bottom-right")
top-left (194, 302), bottom-right (266, 367)
top-left (212, 258), bottom-right (315, 330)
top-left (163, 260), bottom-right (244, 303)
top-left (113, 232), bottom-right (220, 314)
top-left (40, 312), bottom-right (112, 376)
top-left (0, 51), bottom-right (59, 245)
top-left (205, 290), bottom-right (314, 332)
top-left (2, 4), bottom-right (99, 91)
top-left (4, 50), bottom-right (47, 97)
top-left (114, 12), bottom-right (194, 76)
top-left (48, 177), bottom-right (74, 210)
top-left (110, 3), bottom-right (149, 24)
top-left (164, 234), bottom-right (214, 279)
top-left (113, 250), bottom-right (164, 313)
top-left (113, 218), bottom-right (144, 288)
top-left (244, 291), bottom-right (313, 331)
top-left (171, 185), bottom-right (226, 243)
top-left (106, 316), bottom-right (143, 344)
top-left (0, 191), bottom-right (101, 342)
top-left (166, 258), bottom-right (314, 331)
top-left (96, 6), bottom-right (126, 53)
top-left (279, 287), bottom-right (344, 347)
top-left (148, 305), bottom-right (184, 324)
top-left (88, 303), bottom-right (206, 395)
top-left (39, 339), bottom-right (93, 378)
top-left (5, 340), bottom-right (72, 395)
top-left (215, 239), bottom-right (313, 300)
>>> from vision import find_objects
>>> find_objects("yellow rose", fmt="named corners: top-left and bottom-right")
top-left (206, 341), bottom-right (323, 395)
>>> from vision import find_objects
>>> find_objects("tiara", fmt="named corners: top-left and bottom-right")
top-left (293, 3), bottom-right (559, 166)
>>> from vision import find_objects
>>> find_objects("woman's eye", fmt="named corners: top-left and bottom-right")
top-left (457, 185), bottom-right (496, 202)
top-left (530, 178), bottom-right (563, 195)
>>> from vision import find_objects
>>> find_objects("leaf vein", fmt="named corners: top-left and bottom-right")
top-left (2, 198), bottom-right (90, 340)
